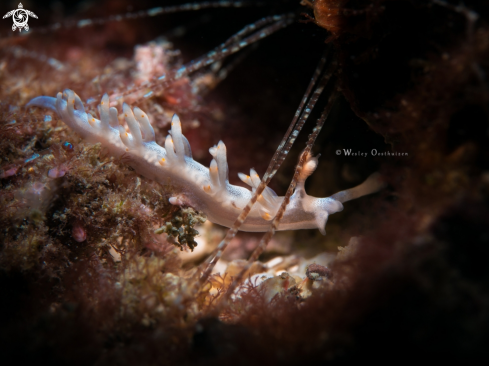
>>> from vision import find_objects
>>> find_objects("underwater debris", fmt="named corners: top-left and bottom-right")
top-left (255, 272), bottom-right (298, 303)
top-left (305, 263), bottom-right (331, 281)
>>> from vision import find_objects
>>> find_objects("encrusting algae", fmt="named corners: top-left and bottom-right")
top-left (1, 0), bottom-right (489, 365)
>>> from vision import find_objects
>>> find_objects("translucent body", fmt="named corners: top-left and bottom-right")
top-left (27, 90), bottom-right (384, 234)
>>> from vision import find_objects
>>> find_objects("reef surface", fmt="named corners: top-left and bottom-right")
top-left (0, 0), bottom-right (488, 364)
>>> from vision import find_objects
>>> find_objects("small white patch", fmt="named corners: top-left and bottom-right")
top-left (169, 196), bottom-right (184, 206)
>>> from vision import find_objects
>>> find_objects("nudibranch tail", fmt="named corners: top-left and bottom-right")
top-left (330, 172), bottom-right (386, 204)
top-left (27, 89), bottom-right (384, 234)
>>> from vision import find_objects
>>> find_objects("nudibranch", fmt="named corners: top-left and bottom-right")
top-left (27, 90), bottom-right (384, 234)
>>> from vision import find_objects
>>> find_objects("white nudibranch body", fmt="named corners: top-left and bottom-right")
top-left (27, 90), bottom-right (385, 234)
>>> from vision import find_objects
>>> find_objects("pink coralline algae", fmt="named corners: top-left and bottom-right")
top-left (72, 222), bottom-right (87, 242)
top-left (47, 166), bottom-right (69, 179)
top-left (0, 167), bottom-right (18, 179)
